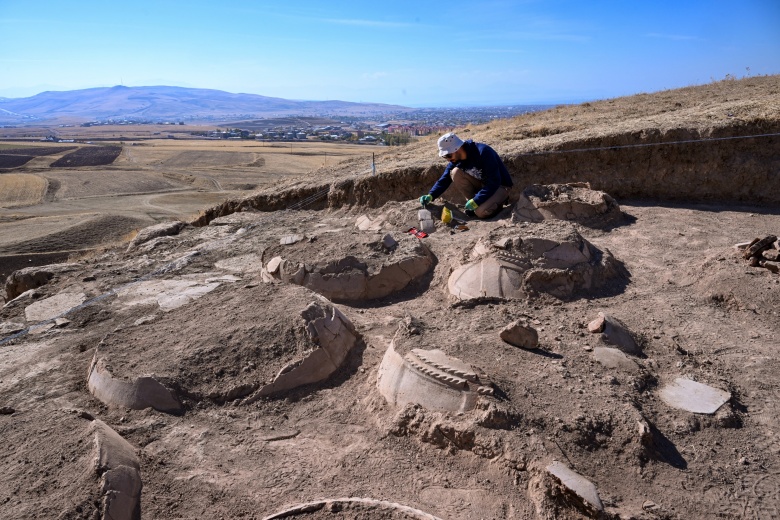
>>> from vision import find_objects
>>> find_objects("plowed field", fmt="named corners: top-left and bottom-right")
top-left (0, 145), bottom-right (76, 156)
top-left (50, 146), bottom-right (122, 167)
top-left (0, 155), bottom-right (34, 168)
top-left (0, 174), bottom-right (47, 208)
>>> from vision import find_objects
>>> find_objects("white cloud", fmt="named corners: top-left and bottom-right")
top-left (646, 32), bottom-right (701, 41)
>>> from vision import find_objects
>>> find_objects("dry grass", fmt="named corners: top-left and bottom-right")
top-left (0, 174), bottom-right (47, 208)
top-left (44, 170), bottom-right (181, 199)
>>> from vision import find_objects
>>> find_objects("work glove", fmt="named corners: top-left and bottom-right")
top-left (465, 199), bottom-right (478, 211)
top-left (419, 194), bottom-right (433, 207)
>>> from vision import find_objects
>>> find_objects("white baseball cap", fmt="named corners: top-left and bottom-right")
top-left (437, 132), bottom-right (464, 157)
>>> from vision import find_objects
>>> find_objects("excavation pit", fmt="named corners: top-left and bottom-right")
top-left (262, 231), bottom-right (434, 302)
top-left (512, 182), bottom-right (622, 227)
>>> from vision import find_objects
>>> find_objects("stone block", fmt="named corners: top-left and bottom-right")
top-left (499, 320), bottom-right (539, 349)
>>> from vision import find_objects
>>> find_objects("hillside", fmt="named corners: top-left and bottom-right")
top-left (0, 85), bottom-right (411, 124)
top-left (1, 76), bottom-right (780, 520)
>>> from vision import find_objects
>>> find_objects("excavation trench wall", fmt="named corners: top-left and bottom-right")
top-left (192, 123), bottom-right (780, 226)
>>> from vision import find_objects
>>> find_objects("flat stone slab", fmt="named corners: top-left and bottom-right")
top-left (658, 377), bottom-right (731, 414)
top-left (546, 461), bottom-right (604, 513)
top-left (214, 253), bottom-right (264, 273)
top-left (115, 278), bottom-right (221, 312)
top-left (280, 234), bottom-right (304, 245)
top-left (25, 292), bottom-right (87, 322)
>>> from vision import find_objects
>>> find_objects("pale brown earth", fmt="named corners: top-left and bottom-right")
top-left (1, 76), bottom-right (780, 520)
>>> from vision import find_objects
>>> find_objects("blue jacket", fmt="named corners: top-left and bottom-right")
top-left (428, 140), bottom-right (513, 205)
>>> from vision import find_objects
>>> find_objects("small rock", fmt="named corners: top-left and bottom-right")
top-left (54, 318), bottom-right (71, 328)
top-left (762, 250), bottom-right (780, 262)
top-left (0, 406), bottom-right (15, 415)
top-left (280, 234), bottom-right (304, 246)
top-left (500, 320), bottom-right (539, 349)
top-left (495, 237), bottom-right (513, 250)
top-left (382, 234), bottom-right (398, 250)
top-left (587, 315), bottom-right (605, 333)
top-left (642, 500), bottom-right (659, 511)
top-left (762, 260), bottom-right (780, 273)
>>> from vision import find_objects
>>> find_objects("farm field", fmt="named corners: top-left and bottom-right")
top-left (0, 136), bottom-right (388, 279)
top-left (0, 174), bottom-right (47, 207)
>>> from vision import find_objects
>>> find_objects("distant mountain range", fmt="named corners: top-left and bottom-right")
top-left (0, 86), bottom-right (411, 125)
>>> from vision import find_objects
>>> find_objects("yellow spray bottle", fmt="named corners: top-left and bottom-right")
top-left (442, 206), bottom-right (452, 224)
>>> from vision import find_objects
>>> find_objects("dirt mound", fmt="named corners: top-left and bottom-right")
top-left (50, 146), bottom-right (122, 167)
top-left (91, 283), bottom-right (361, 406)
top-left (512, 182), bottom-right (623, 228)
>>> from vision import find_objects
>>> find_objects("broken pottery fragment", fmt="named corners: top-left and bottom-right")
top-left (90, 419), bottom-right (142, 520)
top-left (256, 300), bottom-right (359, 396)
top-left (500, 320), bottom-right (539, 349)
top-left (264, 498), bottom-right (444, 520)
top-left (658, 377), bottom-right (731, 414)
top-left (449, 222), bottom-right (624, 301)
top-left (377, 344), bottom-right (493, 413)
top-left (596, 313), bottom-right (641, 356)
top-left (546, 461), bottom-right (604, 514)
top-left (24, 292), bottom-right (86, 322)
top-left (88, 355), bottom-right (182, 413)
top-left (592, 347), bottom-right (640, 373)
top-left (512, 183), bottom-right (621, 227)
top-left (743, 235), bottom-right (777, 259)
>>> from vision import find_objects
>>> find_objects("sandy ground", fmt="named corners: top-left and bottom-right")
top-left (1, 77), bottom-right (779, 519)
top-left (0, 196), bottom-right (779, 519)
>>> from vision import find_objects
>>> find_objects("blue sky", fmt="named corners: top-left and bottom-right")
top-left (1, 0), bottom-right (778, 106)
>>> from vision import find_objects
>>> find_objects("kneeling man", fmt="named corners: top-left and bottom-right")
top-left (419, 132), bottom-right (512, 219)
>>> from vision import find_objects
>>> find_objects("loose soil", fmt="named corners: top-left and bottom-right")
top-left (1, 76), bottom-right (779, 520)
top-left (49, 146), bottom-right (122, 167)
